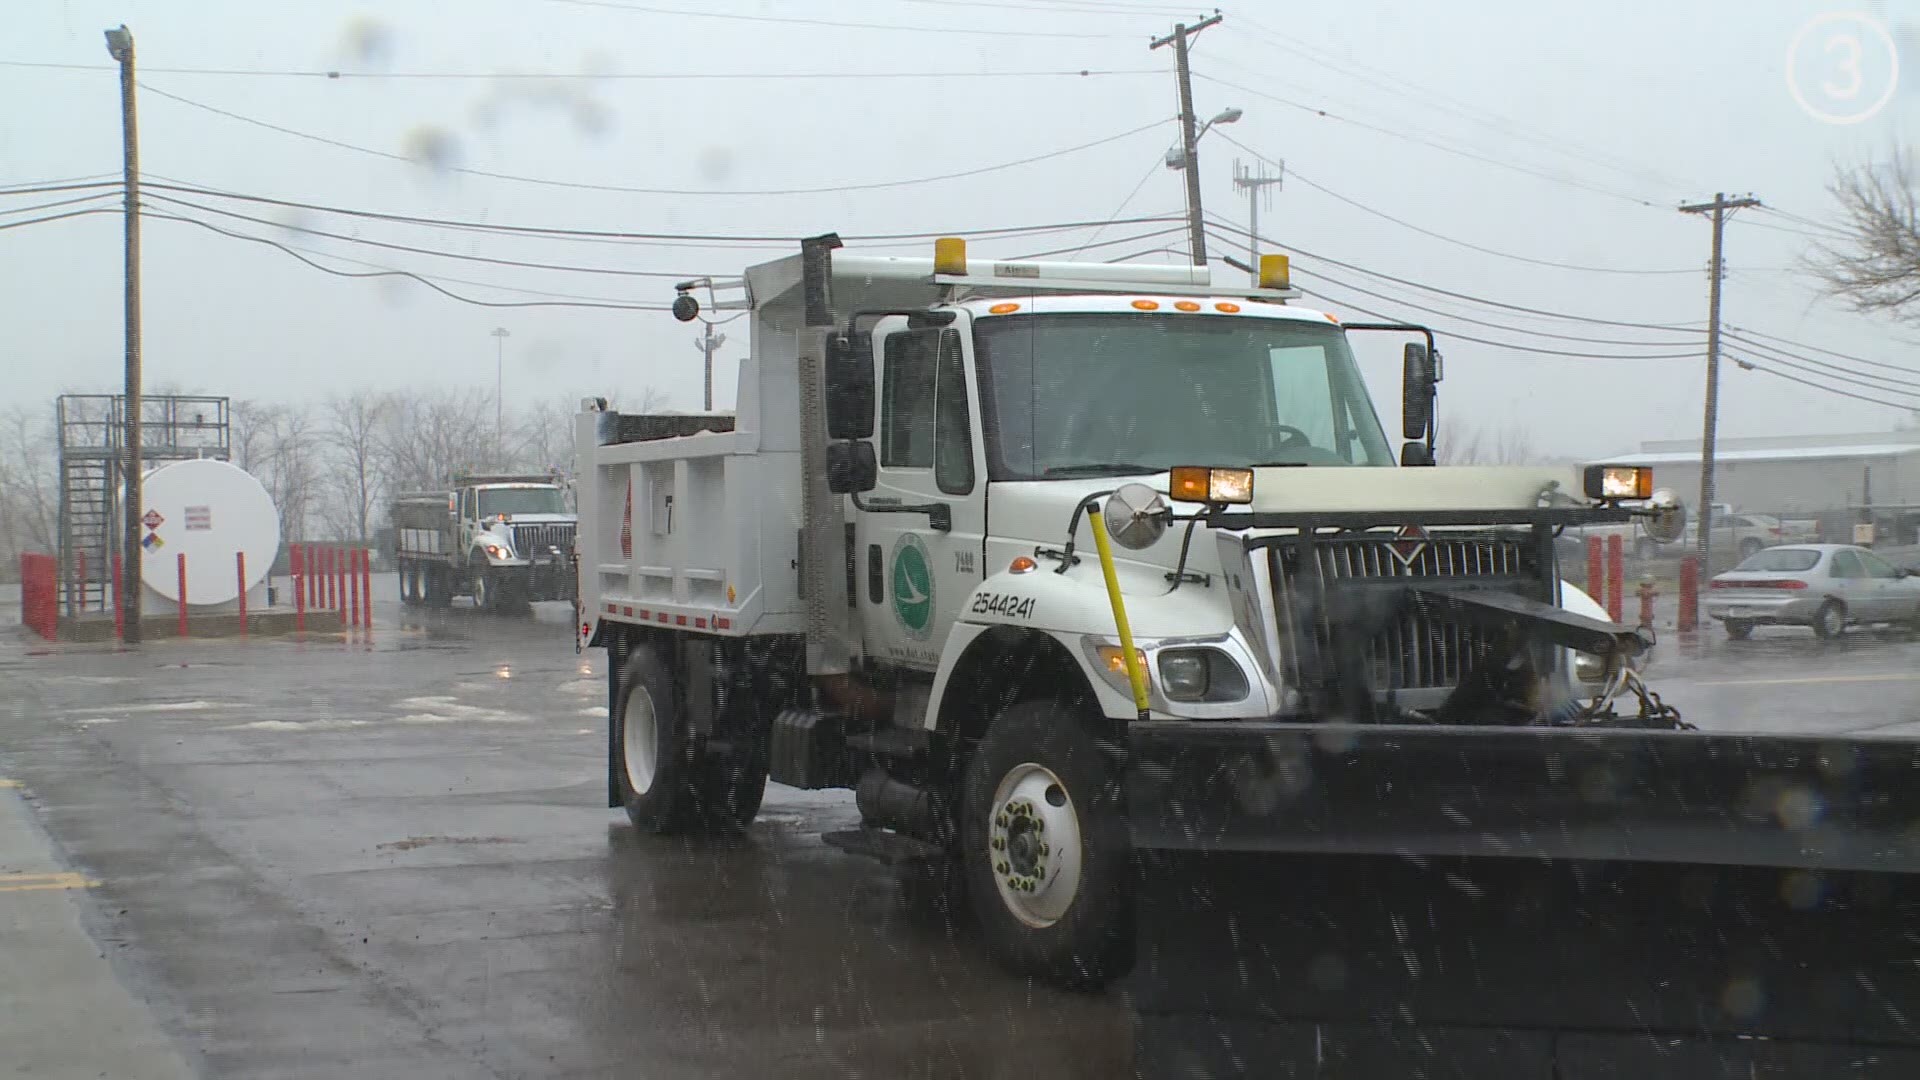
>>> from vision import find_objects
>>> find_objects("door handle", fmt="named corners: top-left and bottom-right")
top-left (852, 493), bottom-right (952, 532)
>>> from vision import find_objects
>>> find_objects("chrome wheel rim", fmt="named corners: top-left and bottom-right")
top-left (987, 762), bottom-right (1083, 929)
top-left (622, 682), bottom-right (658, 796)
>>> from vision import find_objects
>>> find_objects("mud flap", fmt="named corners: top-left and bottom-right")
top-left (1126, 722), bottom-right (1920, 1078)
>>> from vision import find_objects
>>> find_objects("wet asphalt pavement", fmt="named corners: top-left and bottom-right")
top-left (3, 583), bottom-right (1919, 1079)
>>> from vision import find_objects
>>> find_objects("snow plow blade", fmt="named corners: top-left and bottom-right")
top-left (1126, 723), bottom-right (1920, 1078)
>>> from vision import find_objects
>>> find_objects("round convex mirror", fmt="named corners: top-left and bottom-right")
top-left (1643, 488), bottom-right (1687, 543)
top-left (1103, 483), bottom-right (1170, 550)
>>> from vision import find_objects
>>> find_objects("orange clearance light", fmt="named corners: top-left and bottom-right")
top-left (988, 302), bottom-right (1021, 314)
top-left (1174, 300), bottom-right (1202, 311)
top-left (1008, 555), bottom-right (1038, 575)
top-left (1169, 466), bottom-right (1211, 503)
top-left (1131, 299), bottom-right (1161, 310)
top-left (1324, 312), bottom-right (1340, 324)
top-left (1214, 301), bottom-right (1241, 313)
top-left (1096, 644), bottom-right (1147, 675)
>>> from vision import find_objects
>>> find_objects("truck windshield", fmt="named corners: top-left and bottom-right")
top-left (477, 487), bottom-right (565, 516)
top-left (974, 313), bottom-right (1393, 479)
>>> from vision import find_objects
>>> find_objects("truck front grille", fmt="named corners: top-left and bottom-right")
top-left (1269, 532), bottom-right (1535, 692)
top-left (511, 523), bottom-right (575, 557)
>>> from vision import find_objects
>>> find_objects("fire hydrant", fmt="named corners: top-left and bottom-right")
top-left (1637, 576), bottom-right (1659, 630)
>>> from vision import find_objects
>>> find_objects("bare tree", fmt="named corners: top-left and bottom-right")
top-left (1814, 150), bottom-right (1920, 319)
top-left (323, 391), bottom-right (390, 543)
top-left (232, 399), bottom-right (319, 542)
top-left (1436, 422), bottom-right (1546, 466)
top-left (376, 387), bottom-right (494, 496)
top-left (0, 404), bottom-right (59, 574)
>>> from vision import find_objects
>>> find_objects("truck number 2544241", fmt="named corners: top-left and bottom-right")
top-left (969, 592), bottom-right (1036, 620)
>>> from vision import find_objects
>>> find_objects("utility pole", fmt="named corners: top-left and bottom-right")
top-left (105, 25), bottom-right (142, 644)
top-left (694, 324), bottom-right (726, 413)
top-left (1233, 158), bottom-right (1284, 286)
top-left (1679, 192), bottom-right (1761, 587)
top-left (491, 327), bottom-right (510, 462)
top-left (1151, 13), bottom-right (1223, 266)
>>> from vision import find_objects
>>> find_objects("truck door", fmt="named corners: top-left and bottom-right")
top-left (856, 319), bottom-right (987, 670)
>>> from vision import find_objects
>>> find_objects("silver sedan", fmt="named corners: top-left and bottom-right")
top-left (1705, 544), bottom-right (1920, 640)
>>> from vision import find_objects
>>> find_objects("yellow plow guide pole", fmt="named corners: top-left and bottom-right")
top-left (1090, 505), bottom-right (1151, 721)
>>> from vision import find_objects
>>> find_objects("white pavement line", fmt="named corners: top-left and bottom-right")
top-left (0, 786), bottom-right (197, 1080)
top-left (1692, 671), bottom-right (1920, 688)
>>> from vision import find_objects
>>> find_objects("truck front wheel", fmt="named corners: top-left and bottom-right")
top-left (961, 700), bottom-right (1131, 989)
top-left (612, 644), bottom-right (766, 834)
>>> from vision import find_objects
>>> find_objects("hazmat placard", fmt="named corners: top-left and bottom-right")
top-left (142, 509), bottom-right (164, 530)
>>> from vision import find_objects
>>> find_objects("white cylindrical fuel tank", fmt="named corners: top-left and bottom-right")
top-left (138, 459), bottom-right (281, 608)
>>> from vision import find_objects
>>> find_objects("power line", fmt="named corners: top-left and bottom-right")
top-left (1018, 222), bottom-right (1188, 260)
top-left (1720, 332), bottom-right (1920, 390)
top-left (0, 58), bottom-right (1161, 80)
top-left (1724, 325), bottom-right (1920, 376)
top-left (1213, 133), bottom-right (1696, 276)
top-left (1206, 215), bottom-right (1703, 331)
top-left (537, 0), bottom-right (1141, 39)
top-left (0, 179), bottom-right (121, 197)
top-left (0, 191), bottom-right (119, 217)
top-left (140, 176), bottom-right (1183, 245)
top-left (141, 192), bottom-right (713, 276)
top-left (1069, 155), bottom-right (1164, 257)
top-left (1221, 10), bottom-right (1698, 196)
top-left (1193, 71), bottom-right (1665, 209)
top-left (1742, 361), bottom-right (1919, 411)
top-left (142, 84), bottom-right (1170, 197)
top-left (146, 210), bottom-right (673, 311)
top-left (0, 207), bottom-right (119, 232)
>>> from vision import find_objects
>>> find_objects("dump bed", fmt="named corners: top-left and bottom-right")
top-left (390, 493), bottom-right (454, 559)
top-left (575, 409), bottom-right (802, 639)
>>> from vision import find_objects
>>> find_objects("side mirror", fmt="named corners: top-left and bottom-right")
top-left (825, 332), bottom-right (875, 441)
top-left (1402, 342), bottom-right (1435, 441)
top-left (1642, 488), bottom-right (1687, 544)
top-left (1399, 441), bottom-right (1434, 467)
top-left (826, 440), bottom-right (877, 495)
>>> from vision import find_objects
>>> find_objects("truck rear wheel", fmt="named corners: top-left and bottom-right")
top-left (961, 700), bottom-right (1130, 989)
top-left (612, 643), bottom-right (766, 834)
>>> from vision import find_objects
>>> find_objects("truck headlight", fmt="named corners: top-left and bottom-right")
top-left (484, 543), bottom-right (507, 559)
top-left (1157, 648), bottom-right (1250, 703)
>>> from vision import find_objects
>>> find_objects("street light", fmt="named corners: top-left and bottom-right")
top-left (491, 327), bottom-right (509, 462)
top-left (1165, 106), bottom-right (1242, 170)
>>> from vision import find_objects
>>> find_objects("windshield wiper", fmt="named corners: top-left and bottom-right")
top-left (1042, 462), bottom-right (1162, 478)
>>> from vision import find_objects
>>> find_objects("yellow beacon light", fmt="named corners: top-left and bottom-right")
top-left (1258, 253), bottom-right (1291, 290)
top-left (934, 237), bottom-right (968, 276)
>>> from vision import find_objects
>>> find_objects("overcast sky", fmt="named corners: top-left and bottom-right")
top-left (4, 0), bottom-right (1918, 459)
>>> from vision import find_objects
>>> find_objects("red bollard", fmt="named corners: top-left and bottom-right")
top-left (306, 544), bottom-right (318, 607)
top-left (360, 548), bottom-right (374, 633)
top-left (1585, 537), bottom-right (1604, 604)
top-left (349, 549), bottom-right (362, 628)
top-left (1606, 534), bottom-right (1624, 624)
top-left (292, 545), bottom-right (306, 633)
top-left (111, 554), bottom-right (124, 641)
top-left (1637, 578), bottom-right (1658, 629)
top-left (325, 547), bottom-right (337, 612)
top-left (176, 553), bottom-right (189, 638)
top-left (1678, 556), bottom-right (1700, 630)
top-left (236, 551), bottom-right (248, 635)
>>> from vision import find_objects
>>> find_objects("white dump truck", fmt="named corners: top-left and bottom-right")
top-left (572, 235), bottom-right (1688, 988)
top-left (391, 472), bottom-right (576, 612)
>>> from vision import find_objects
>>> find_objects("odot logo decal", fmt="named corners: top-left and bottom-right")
top-left (889, 533), bottom-right (935, 640)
